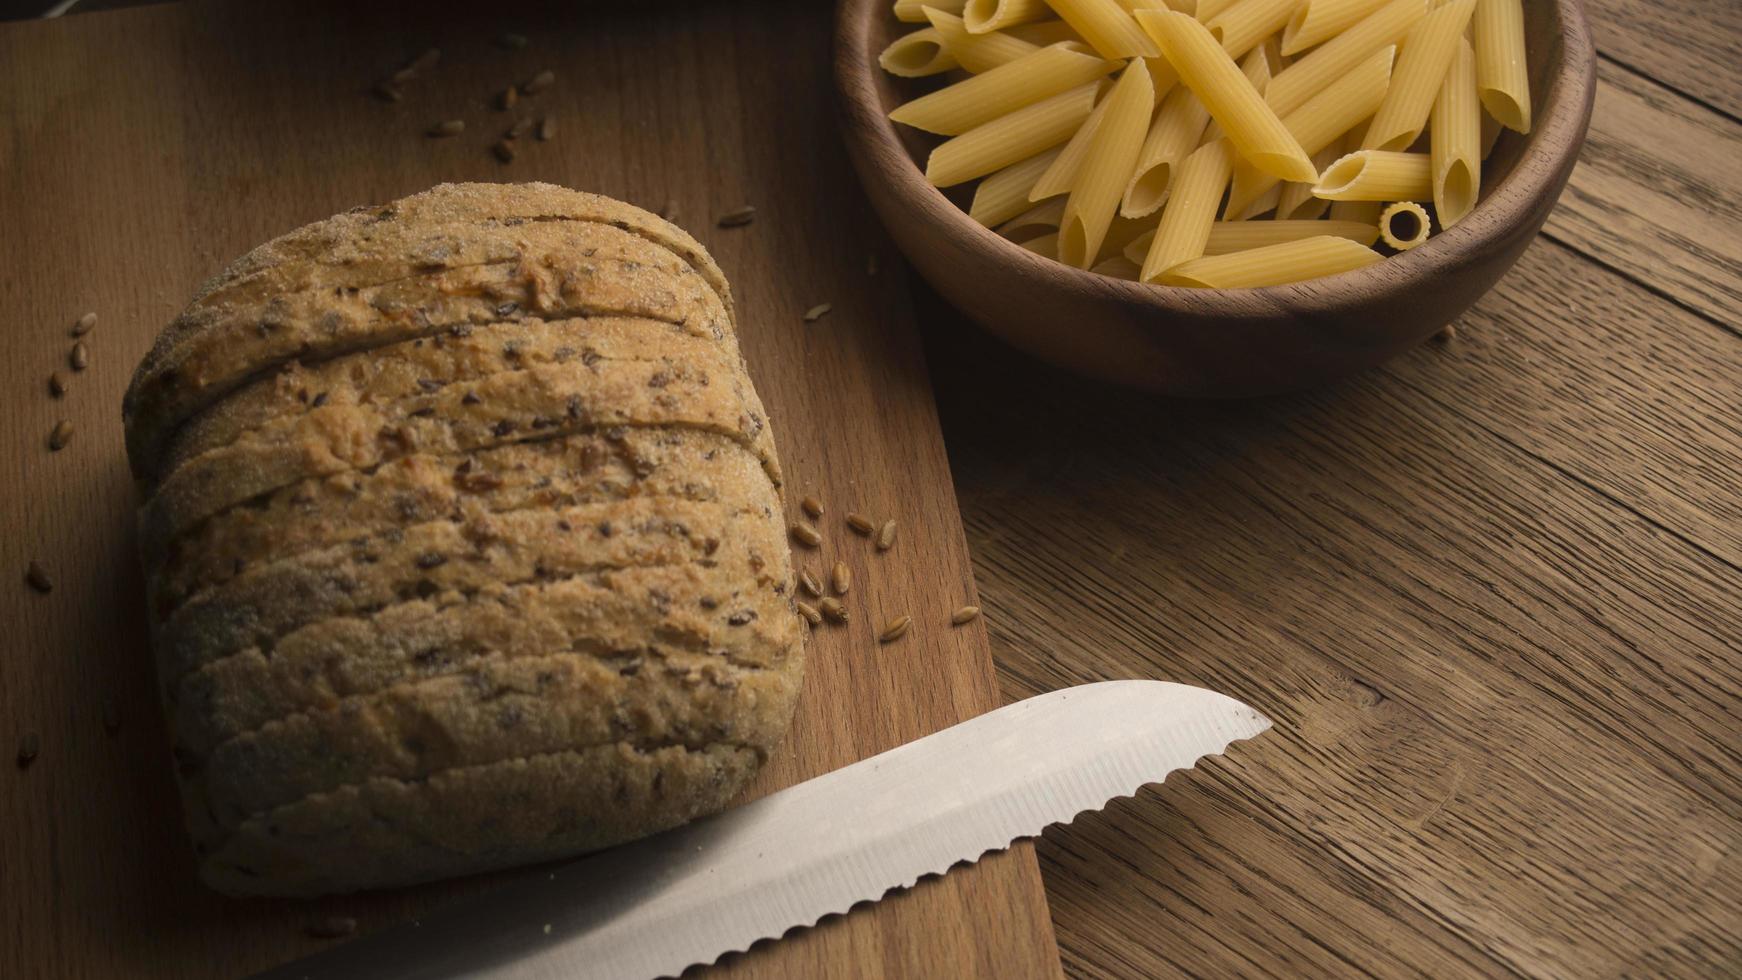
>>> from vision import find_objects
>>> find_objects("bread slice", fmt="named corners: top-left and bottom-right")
top-left (172, 558), bottom-right (800, 754)
top-left (126, 214), bottom-right (737, 481)
top-left (156, 491), bottom-right (783, 683)
top-left (140, 355), bottom-right (779, 556)
top-left (150, 428), bottom-right (758, 615)
top-left (164, 315), bottom-right (750, 472)
top-left (198, 642), bottom-right (801, 827)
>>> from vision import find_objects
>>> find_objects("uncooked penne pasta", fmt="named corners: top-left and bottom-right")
top-left (1265, 0), bottom-right (1426, 117)
top-left (1194, 0), bottom-right (1239, 22)
top-left (1159, 235), bottom-right (1383, 286)
top-left (926, 81), bottom-right (1101, 186)
top-left (890, 43), bottom-right (1115, 135)
top-left (1005, 20), bottom-right (1087, 45)
top-left (1123, 217), bottom-right (1380, 263)
top-left (1282, 0), bottom-right (1388, 56)
top-left (1205, 0), bottom-right (1299, 60)
top-left (964, 0), bottom-right (1052, 33)
top-left (1048, 0), bottom-right (1160, 59)
top-left (1202, 43), bottom-right (1272, 142)
top-left (1378, 200), bottom-right (1431, 249)
top-left (1029, 81), bottom-right (1117, 200)
top-left (971, 146), bottom-right (1067, 226)
top-left (895, 0), bottom-right (966, 22)
top-left (1238, 183), bottom-right (1282, 218)
top-left (1101, 213), bottom-right (1155, 257)
top-left (1328, 198), bottom-right (1384, 223)
top-left (1140, 138), bottom-right (1235, 281)
top-left (879, 27), bottom-right (960, 77)
top-left (1060, 61), bottom-right (1155, 267)
top-left (925, 8), bottom-right (1040, 73)
top-left (997, 196), bottom-right (1068, 240)
top-left (1362, 0), bottom-right (1476, 150)
top-left (1312, 149), bottom-right (1432, 200)
top-left (1091, 254), bottom-right (1145, 279)
top-left (1480, 108), bottom-right (1503, 158)
top-left (1138, 10), bottom-right (1316, 182)
top-left (1018, 231), bottom-right (1060, 259)
top-left (1276, 142), bottom-right (1342, 219)
top-left (1223, 44), bottom-right (1393, 217)
top-left (1473, 0), bottom-right (1530, 133)
top-left (1121, 84), bottom-right (1212, 217)
top-left (1431, 37), bottom-right (1480, 226)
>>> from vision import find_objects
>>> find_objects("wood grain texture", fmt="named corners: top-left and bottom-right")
top-left (835, 0), bottom-right (1597, 396)
top-left (910, 4), bottom-right (1742, 973)
top-left (0, 1), bottom-right (1059, 977)
top-left (1585, 0), bottom-right (1742, 118)
top-left (1543, 58), bottom-right (1742, 328)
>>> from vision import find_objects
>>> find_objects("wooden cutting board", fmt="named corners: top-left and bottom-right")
top-left (0, 1), bottom-right (1061, 976)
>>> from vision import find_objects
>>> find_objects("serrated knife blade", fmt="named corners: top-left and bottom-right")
top-left (256, 680), bottom-right (1270, 980)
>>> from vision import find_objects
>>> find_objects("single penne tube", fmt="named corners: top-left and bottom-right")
top-left (1222, 45), bottom-right (1393, 217)
top-left (964, 0), bottom-right (1052, 33)
top-left (1236, 183), bottom-right (1282, 218)
top-left (1159, 235), bottom-right (1383, 286)
top-left (926, 81), bottom-right (1100, 186)
top-left (1142, 55), bottom-right (1182, 101)
top-left (1258, 34), bottom-right (1284, 77)
top-left (1201, 43), bottom-right (1271, 142)
top-left (1017, 231), bottom-right (1061, 259)
top-left (1205, 0), bottom-right (1299, 60)
top-left (1137, 10), bottom-right (1316, 182)
top-left (996, 196), bottom-right (1068, 240)
top-left (1028, 79), bottom-right (1117, 200)
top-left (1473, 0), bottom-right (1531, 133)
top-left (1049, 0), bottom-right (1161, 59)
top-left (1101, 213), bottom-right (1156, 258)
top-left (1140, 138), bottom-right (1235, 281)
top-left (895, 0), bottom-right (967, 21)
top-left (890, 43), bottom-right (1116, 135)
top-left (1282, 0), bottom-right (1388, 55)
top-left (1479, 107), bottom-right (1503, 157)
top-left (879, 27), bottom-right (961, 77)
top-left (1378, 200), bottom-right (1431, 249)
top-left (1362, 0), bottom-right (1476, 150)
top-left (1312, 149), bottom-right (1432, 200)
top-left (1060, 61), bottom-right (1155, 267)
top-left (1205, 218), bottom-right (1380, 252)
top-left (1123, 228), bottom-right (1156, 265)
top-left (970, 146), bottom-right (1068, 226)
top-left (1005, 19), bottom-right (1086, 45)
top-left (1091, 254), bottom-right (1145, 279)
top-left (925, 8), bottom-right (1040, 72)
top-left (1265, 0), bottom-right (1426, 118)
top-left (1328, 198), bottom-right (1384, 223)
top-left (1194, 0), bottom-right (1239, 21)
top-left (1431, 37), bottom-right (1481, 226)
top-left (1091, 254), bottom-right (1145, 278)
top-left (1275, 142), bottom-right (1343, 218)
top-left (1121, 84), bottom-right (1213, 217)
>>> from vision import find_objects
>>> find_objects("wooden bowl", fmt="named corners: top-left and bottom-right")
top-left (834, 0), bottom-right (1596, 395)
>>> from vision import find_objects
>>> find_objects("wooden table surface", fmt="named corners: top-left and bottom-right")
top-left (5, 0), bottom-right (1739, 977)
top-left (916, 1), bottom-right (1740, 975)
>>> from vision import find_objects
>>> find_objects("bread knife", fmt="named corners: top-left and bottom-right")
top-left (254, 680), bottom-right (1270, 979)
